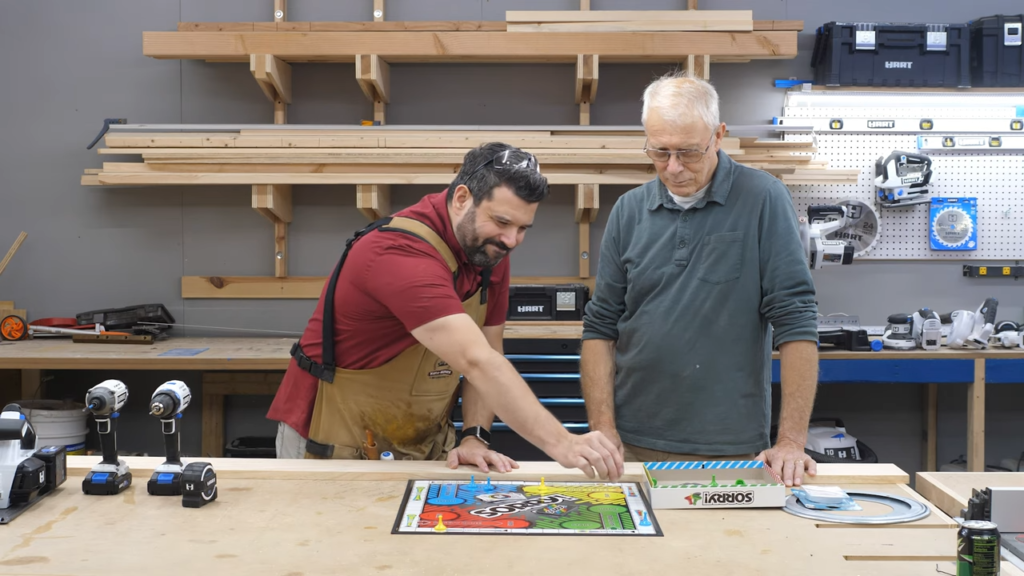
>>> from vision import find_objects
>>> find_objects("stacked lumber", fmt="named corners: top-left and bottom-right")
top-left (175, 20), bottom-right (803, 33)
top-left (80, 128), bottom-right (858, 187)
top-left (506, 10), bottom-right (755, 33)
top-left (143, 27), bottom-right (799, 63)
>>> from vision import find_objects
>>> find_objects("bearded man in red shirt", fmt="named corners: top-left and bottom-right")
top-left (267, 142), bottom-right (623, 482)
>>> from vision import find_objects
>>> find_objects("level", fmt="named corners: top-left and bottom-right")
top-left (918, 134), bottom-right (1024, 150)
top-left (773, 116), bottom-right (1024, 133)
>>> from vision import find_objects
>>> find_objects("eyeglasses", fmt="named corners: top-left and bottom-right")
top-left (643, 133), bottom-right (715, 164)
top-left (465, 149), bottom-right (541, 179)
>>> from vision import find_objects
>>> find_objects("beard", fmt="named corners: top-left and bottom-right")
top-left (456, 205), bottom-right (511, 269)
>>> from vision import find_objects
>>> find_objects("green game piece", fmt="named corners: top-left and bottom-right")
top-left (708, 475), bottom-right (718, 487)
top-left (734, 479), bottom-right (746, 487)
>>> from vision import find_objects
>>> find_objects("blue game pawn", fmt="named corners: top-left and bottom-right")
top-left (639, 511), bottom-right (652, 527)
top-left (485, 476), bottom-right (495, 492)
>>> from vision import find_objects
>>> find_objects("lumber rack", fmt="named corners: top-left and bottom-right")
top-left (82, 2), bottom-right (823, 298)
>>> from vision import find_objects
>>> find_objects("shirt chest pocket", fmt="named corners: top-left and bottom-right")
top-left (697, 232), bottom-right (745, 285)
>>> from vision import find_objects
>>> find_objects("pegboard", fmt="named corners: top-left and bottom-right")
top-left (781, 101), bottom-right (1024, 261)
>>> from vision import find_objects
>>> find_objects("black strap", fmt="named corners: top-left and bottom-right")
top-left (320, 217), bottom-right (394, 379)
top-left (291, 216), bottom-right (470, 384)
top-left (480, 268), bottom-right (491, 305)
top-left (305, 438), bottom-right (334, 458)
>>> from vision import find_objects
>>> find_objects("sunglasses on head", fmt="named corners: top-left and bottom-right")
top-left (465, 149), bottom-right (540, 179)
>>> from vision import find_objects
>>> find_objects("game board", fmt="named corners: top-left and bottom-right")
top-left (392, 477), bottom-right (662, 536)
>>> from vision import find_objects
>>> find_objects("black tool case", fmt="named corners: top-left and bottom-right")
top-left (507, 284), bottom-right (589, 321)
top-left (76, 303), bottom-right (176, 330)
top-left (970, 14), bottom-right (1024, 87)
top-left (811, 22), bottom-right (971, 87)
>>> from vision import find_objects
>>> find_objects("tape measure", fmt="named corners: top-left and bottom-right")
top-left (0, 315), bottom-right (28, 341)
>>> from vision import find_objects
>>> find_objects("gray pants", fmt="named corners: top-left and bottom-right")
top-left (275, 422), bottom-right (307, 459)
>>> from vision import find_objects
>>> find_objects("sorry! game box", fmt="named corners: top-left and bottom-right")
top-left (392, 477), bottom-right (663, 536)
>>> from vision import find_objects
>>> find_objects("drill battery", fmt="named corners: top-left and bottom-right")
top-left (507, 284), bottom-right (589, 321)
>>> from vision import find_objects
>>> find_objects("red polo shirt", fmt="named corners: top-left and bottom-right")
top-left (266, 191), bottom-right (510, 439)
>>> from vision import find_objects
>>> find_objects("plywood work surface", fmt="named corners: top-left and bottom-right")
top-left (4, 459), bottom-right (1020, 576)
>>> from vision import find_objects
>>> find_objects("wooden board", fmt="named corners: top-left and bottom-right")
top-left (179, 275), bottom-right (597, 299)
top-left (505, 10), bottom-right (753, 23)
top-left (916, 471), bottom-right (1024, 518)
top-left (2, 336), bottom-right (1022, 372)
top-left (141, 31), bottom-right (798, 63)
top-left (174, 20), bottom-right (803, 32)
top-left (6, 460), bottom-right (1022, 576)
top-left (507, 21), bottom-right (753, 33)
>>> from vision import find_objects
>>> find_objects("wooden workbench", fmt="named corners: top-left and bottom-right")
top-left (1, 335), bottom-right (1022, 464)
top-left (2, 460), bottom-right (1021, 576)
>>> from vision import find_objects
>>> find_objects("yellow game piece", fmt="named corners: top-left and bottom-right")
top-left (540, 477), bottom-right (547, 492)
top-left (434, 514), bottom-right (447, 532)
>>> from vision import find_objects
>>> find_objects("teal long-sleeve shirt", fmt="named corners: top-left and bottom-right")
top-left (582, 149), bottom-right (818, 455)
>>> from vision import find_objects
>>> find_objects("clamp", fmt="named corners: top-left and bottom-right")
top-left (87, 118), bottom-right (127, 150)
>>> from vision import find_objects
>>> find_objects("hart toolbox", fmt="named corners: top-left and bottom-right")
top-left (970, 14), bottom-right (1024, 87)
top-left (811, 22), bottom-right (971, 87)
top-left (507, 284), bottom-right (589, 321)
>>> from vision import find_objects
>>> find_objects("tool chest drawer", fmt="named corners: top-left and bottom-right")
top-left (452, 338), bottom-right (586, 461)
top-left (812, 21), bottom-right (971, 87)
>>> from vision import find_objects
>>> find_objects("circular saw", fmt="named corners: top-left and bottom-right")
top-left (824, 200), bottom-right (880, 257)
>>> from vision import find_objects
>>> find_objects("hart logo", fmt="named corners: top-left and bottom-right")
top-left (517, 305), bottom-right (545, 313)
top-left (428, 359), bottom-right (453, 379)
top-left (696, 491), bottom-right (754, 506)
top-left (834, 231), bottom-right (864, 242)
top-left (867, 120), bottom-right (895, 129)
top-left (885, 61), bottom-right (913, 68)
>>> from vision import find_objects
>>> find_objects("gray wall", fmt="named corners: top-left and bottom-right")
top-left (2, 1), bottom-right (1022, 478)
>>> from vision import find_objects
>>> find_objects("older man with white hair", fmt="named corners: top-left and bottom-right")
top-left (579, 71), bottom-right (820, 487)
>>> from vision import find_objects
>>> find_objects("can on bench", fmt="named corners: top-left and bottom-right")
top-left (957, 520), bottom-right (1000, 575)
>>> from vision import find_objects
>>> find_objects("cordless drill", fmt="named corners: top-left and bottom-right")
top-left (147, 380), bottom-right (191, 496)
top-left (82, 380), bottom-right (132, 495)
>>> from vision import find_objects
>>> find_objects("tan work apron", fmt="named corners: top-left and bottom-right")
top-left (304, 217), bottom-right (488, 461)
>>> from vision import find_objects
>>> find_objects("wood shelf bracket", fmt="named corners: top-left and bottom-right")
top-left (373, 0), bottom-right (385, 22)
top-left (356, 54), bottom-right (390, 125)
top-left (575, 55), bottom-right (599, 126)
top-left (252, 184), bottom-right (293, 277)
top-left (575, 184), bottom-right (599, 278)
top-left (356, 184), bottom-right (391, 221)
top-left (684, 54), bottom-right (710, 80)
top-left (250, 54), bottom-right (292, 124)
top-left (274, 0), bottom-right (287, 22)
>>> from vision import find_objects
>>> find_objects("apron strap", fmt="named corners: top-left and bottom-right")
top-left (382, 217), bottom-right (459, 276)
top-left (290, 215), bottom-right (465, 384)
top-left (480, 268), bottom-right (491, 305)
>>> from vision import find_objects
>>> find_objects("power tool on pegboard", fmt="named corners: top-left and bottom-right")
top-left (799, 205), bottom-right (854, 269)
top-left (944, 297), bottom-right (998, 349)
top-left (147, 380), bottom-right (192, 496)
top-left (0, 404), bottom-right (67, 524)
top-left (874, 151), bottom-right (933, 208)
top-left (82, 380), bottom-right (132, 495)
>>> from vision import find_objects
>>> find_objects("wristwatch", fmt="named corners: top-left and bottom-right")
top-left (460, 426), bottom-right (491, 446)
